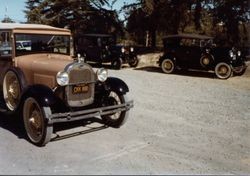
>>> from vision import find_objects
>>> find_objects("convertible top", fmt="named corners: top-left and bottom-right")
top-left (163, 33), bottom-right (213, 40)
top-left (0, 23), bottom-right (71, 35)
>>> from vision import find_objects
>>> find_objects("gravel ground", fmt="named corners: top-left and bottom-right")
top-left (0, 55), bottom-right (250, 175)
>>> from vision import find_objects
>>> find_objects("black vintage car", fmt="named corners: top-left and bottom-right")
top-left (158, 34), bottom-right (247, 79)
top-left (76, 34), bottom-right (139, 69)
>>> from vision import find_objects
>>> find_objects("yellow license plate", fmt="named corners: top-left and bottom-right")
top-left (72, 84), bottom-right (89, 94)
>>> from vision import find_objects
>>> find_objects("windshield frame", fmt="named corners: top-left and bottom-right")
top-left (14, 33), bottom-right (71, 57)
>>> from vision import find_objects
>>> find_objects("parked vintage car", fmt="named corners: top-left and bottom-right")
top-left (76, 34), bottom-right (139, 69)
top-left (0, 23), bottom-right (133, 146)
top-left (158, 34), bottom-right (247, 79)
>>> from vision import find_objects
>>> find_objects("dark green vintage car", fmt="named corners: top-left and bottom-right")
top-left (158, 34), bottom-right (247, 79)
top-left (76, 34), bottom-right (139, 69)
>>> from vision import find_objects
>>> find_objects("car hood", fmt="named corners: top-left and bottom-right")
top-left (15, 54), bottom-right (73, 88)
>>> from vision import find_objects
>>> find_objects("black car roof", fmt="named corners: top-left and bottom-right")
top-left (163, 33), bottom-right (213, 40)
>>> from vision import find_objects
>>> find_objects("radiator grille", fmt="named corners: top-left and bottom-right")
top-left (66, 63), bottom-right (95, 107)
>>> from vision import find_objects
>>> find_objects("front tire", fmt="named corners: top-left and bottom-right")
top-left (101, 91), bottom-right (129, 128)
top-left (215, 62), bottom-right (232, 79)
top-left (23, 97), bottom-right (53, 146)
top-left (129, 56), bottom-right (139, 67)
top-left (112, 58), bottom-right (122, 70)
top-left (161, 58), bottom-right (175, 74)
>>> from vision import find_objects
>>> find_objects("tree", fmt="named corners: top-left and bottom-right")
top-left (125, 0), bottom-right (197, 47)
top-left (2, 16), bottom-right (15, 23)
top-left (212, 0), bottom-right (249, 46)
top-left (25, 0), bottom-right (123, 34)
top-left (25, 0), bottom-right (43, 23)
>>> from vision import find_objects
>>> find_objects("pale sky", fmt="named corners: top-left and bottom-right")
top-left (0, 0), bottom-right (136, 23)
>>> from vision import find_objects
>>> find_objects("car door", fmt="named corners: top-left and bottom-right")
top-left (176, 38), bottom-right (192, 68)
top-left (186, 38), bottom-right (203, 69)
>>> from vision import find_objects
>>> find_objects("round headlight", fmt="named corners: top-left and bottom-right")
top-left (229, 50), bottom-right (234, 58)
top-left (237, 51), bottom-right (241, 56)
top-left (56, 71), bottom-right (69, 86)
top-left (130, 47), bottom-right (134, 52)
top-left (97, 68), bottom-right (108, 82)
top-left (121, 47), bottom-right (125, 53)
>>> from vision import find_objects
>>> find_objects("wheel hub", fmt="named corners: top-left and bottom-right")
top-left (203, 58), bottom-right (210, 65)
top-left (219, 66), bottom-right (228, 74)
top-left (29, 110), bottom-right (42, 132)
top-left (164, 62), bottom-right (172, 70)
top-left (8, 81), bottom-right (19, 99)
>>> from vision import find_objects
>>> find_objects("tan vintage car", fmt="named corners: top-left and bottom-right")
top-left (0, 23), bottom-right (133, 146)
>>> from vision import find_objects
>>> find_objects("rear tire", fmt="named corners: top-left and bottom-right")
top-left (23, 97), bottom-right (53, 146)
top-left (161, 58), bottom-right (175, 74)
top-left (3, 70), bottom-right (22, 112)
top-left (215, 62), bottom-right (232, 79)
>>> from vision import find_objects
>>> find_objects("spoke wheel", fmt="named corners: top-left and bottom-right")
top-left (129, 56), bottom-right (139, 67)
top-left (200, 56), bottom-right (212, 67)
top-left (161, 59), bottom-right (175, 74)
top-left (3, 70), bottom-right (21, 111)
top-left (23, 97), bottom-right (52, 146)
top-left (101, 91), bottom-right (128, 128)
top-left (112, 58), bottom-right (122, 70)
top-left (215, 62), bottom-right (232, 79)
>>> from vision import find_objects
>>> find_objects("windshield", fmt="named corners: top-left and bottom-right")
top-left (200, 39), bottom-right (214, 47)
top-left (15, 34), bottom-right (70, 56)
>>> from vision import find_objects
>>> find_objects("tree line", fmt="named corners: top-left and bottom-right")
top-left (2, 0), bottom-right (250, 48)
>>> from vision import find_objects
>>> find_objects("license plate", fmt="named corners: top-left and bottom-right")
top-left (72, 84), bottom-right (89, 94)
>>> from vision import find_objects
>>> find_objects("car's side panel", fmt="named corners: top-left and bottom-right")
top-left (15, 54), bottom-right (72, 88)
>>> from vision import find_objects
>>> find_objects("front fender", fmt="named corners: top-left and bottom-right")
top-left (21, 84), bottom-right (58, 107)
top-left (105, 77), bottom-right (129, 94)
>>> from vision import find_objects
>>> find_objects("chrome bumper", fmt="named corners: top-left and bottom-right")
top-left (47, 100), bottom-right (134, 125)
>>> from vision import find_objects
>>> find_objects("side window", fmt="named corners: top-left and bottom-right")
top-left (0, 31), bottom-right (12, 58)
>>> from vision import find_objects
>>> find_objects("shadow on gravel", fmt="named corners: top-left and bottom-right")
top-left (0, 113), bottom-right (26, 139)
top-left (0, 112), bottom-right (108, 143)
top-left (134, 66), bottom-right (216, 79)
top-left (51, 117), bottom-right (108, 142)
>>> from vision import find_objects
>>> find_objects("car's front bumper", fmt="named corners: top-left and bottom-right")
top-left (232, 63), bottom-right (247, 72)
top-left (46, 100), bottom-right (134, 125)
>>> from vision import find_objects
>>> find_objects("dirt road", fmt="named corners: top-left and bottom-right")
top-left (0, 56), bottom-right (249, 174)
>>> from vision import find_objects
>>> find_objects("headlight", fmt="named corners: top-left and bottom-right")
top-left (121, 47), bottom-right (125, 53)
top-left (97, 68), bottom-right (108, 82)
top-left (56, 71), bottom-right (69, 86)
top-left (237, 51), bottom-right (241, 56)
top-left (229, 50), bottom-right (234, 58)
top-left (130, 47), bottom-right (134, 52)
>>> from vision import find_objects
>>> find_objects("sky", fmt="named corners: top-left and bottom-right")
top-left (0, 0), bottom-right (136, 23)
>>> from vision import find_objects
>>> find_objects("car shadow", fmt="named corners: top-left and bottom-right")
top-left (134, 66), bottom-right (216, 79)
top-left (0, 112), bottom-right (108, 143)
top-left (0, 113), bottom-right (26, 139)
top-left (51, 117), bottom-right (108, 142)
